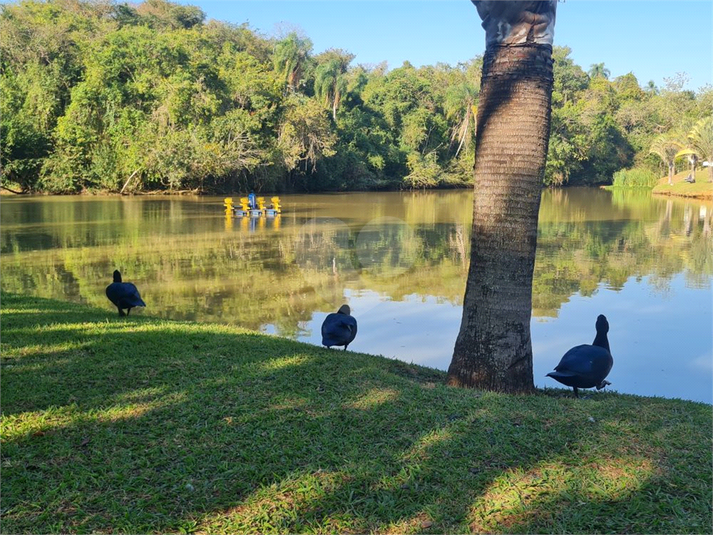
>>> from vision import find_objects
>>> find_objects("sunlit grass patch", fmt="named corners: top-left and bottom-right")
top-left (469, 457), bottom-right (657, 533)
top-left (1, 404), bottom-right (84, 442)
top-left (652, 169), bottom-right (713, 198)
top-left (91, 395), bottom-right (187, 424)
top-left (383, 511), bottom-right (436, 534)
top-left (1, 390), bottom-right (187, 443)
top-left (401, 427), bottom-right (454, 463)
top-left (205, 470), bottom-right (354, 533)
top-left (260, 354), bottom-right (314, 371)
top-left (1, 342), bottom-right (87, 359)
top-left (346, 388), bottom-right (400, 411)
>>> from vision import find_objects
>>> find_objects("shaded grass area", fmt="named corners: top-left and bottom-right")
top-left (1, 292), bottom-right (711, 534)
top-left (652, 169), bottom-right (713, 198)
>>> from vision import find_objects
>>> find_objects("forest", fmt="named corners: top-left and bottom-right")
top-left (1, 0), bottom-right (711, 194)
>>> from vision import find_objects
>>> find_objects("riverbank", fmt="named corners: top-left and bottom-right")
top-left (2, 293), bottom-right (711, 533)
top-left (652, 169), bottom-right (713, 199)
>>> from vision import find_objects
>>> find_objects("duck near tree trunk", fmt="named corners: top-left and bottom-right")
top-left (546, 314), bottom-right (613, 398)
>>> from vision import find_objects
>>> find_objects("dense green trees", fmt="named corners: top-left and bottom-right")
top-left (1, 0), bottom-right (710, 194)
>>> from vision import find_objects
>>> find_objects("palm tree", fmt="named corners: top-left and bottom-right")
top-left (444, 82), bottom-right (478, 156)
top-left (313, 49), bottom-right (354, 121)
top-left (649, 134), bottom-right (684, 185)
top-left (273, 32), bottom-right (312, 92)
top-left (682, 116), bottom-right (713, 182)
top-left (588, 62), bottom-right (610, 80)
top-left (447, 0), bottom-right (557, 393)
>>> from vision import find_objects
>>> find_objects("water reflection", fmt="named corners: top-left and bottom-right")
top-left (2, 189), bottom-right (711, 402)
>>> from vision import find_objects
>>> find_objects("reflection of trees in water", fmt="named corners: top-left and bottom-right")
top-left (1, 191), bottom-right (711, 335)
top-left (534, 193), bottom-right (712, 315)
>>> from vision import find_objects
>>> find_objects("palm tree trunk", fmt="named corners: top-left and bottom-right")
top-left (447, 42), bottom-right (554, 393)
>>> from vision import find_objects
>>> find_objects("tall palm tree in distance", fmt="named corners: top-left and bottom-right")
top-left (588, 62), bottom-right (611, 80)
top-left (683, 116), bottom-right (713, 182)
top-left (273, 32), bottom-right (312, 92)
top-left (314, 49), bottom-right (354, 121)
top-left (650, 134), bottom-right (684, 185)
top-left (444, 82), bottom-right (479, 156)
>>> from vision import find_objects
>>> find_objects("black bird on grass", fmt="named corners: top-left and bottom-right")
top-left (321, 304), bottom-right (357, 350)
top-left (106, 270), bottom-right (146, 316)
top-left (546, 314), bottom-right (613, 398)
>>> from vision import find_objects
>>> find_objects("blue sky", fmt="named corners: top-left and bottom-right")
top-left (181, 1), bottom-right (712, 91)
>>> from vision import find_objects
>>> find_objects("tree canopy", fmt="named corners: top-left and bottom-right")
top-left (1, 0), bottom-right (710, 194)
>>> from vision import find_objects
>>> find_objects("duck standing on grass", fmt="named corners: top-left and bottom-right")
top-left (106, 270), bottom-right (146, 316)
top-left (546, 314), bottom-right (614, 398)
top-left (321, 305), bottom-right (357, 350)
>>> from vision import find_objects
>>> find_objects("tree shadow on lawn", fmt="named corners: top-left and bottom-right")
top-left (1, 294), bottom-right (711, 534)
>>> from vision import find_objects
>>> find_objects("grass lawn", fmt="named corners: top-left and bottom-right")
top-left (652, 169), bottom-right (713, 199)
top-left (1, 292), bottom-right (711, 534)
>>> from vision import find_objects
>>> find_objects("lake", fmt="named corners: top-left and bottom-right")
top-left (2, 189), bottom-right (711, 403)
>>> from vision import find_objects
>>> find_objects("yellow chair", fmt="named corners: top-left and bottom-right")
top-left (223, 197), bottom-right (233, 215)
top-left (270, 196), bottom-right (282, 213)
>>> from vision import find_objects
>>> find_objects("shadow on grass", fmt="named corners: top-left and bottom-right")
top-left (1, 293), bottom-right (711, 534)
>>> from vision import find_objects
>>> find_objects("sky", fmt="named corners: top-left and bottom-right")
top-left (178, 0), bottom-right (713, 92)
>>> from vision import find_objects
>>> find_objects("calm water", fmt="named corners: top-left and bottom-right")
top-left (2, 189), bottom-right (712, 403)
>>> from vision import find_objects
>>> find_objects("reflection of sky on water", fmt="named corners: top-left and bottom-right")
top-left (533, 275), bottom-right (712, 404)
top-left (270, 274), bottom-right (712, 404)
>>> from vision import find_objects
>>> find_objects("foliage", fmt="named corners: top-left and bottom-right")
top-left (611, 168), bottom-right (659, 188)
top-left (685, 116), bottom-right (713, 159)
top-left (0, 0), bottom-right (710, 193)
top-left (683, 116), bottom-right (713, 181)
top-left (588, 62), bottom-right (610, 80)
top-left (273, 31), bottom-right (312, 92)
top-left (313, 48), bottom-right (354, 120)
top-left (649, 133), bottom-right (685, 185)
top-left (277, 94), bottom-right (337, 177)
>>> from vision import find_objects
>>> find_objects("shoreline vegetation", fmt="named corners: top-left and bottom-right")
top-left (603, 169), bottom-right (712, 199)
top-left (4, 173), bottom-right (711, 199)
top-left (3, 167), bottom-right (712, 199)
top-left (1, 0), bottom-right (710, 197)
top-left (2, 292), bottom-right (712, 533)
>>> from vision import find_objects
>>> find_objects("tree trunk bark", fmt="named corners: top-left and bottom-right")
top-left (447, 42), bottom-right (554, 393)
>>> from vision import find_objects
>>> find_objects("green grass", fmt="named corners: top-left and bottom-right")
top-left (2, 293), bottom-right (711, 534)
top-left (652, 169), bottom-right (713, 198)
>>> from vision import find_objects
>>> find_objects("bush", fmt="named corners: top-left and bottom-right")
top-left (611, 168), bottom-right (658, 188)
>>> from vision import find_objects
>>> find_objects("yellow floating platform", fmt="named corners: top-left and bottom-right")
top-left (224, 196), bottom-right (281, 217)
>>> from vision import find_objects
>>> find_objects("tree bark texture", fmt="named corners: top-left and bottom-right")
top-left (447, 42), bottom-right (554, 393)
